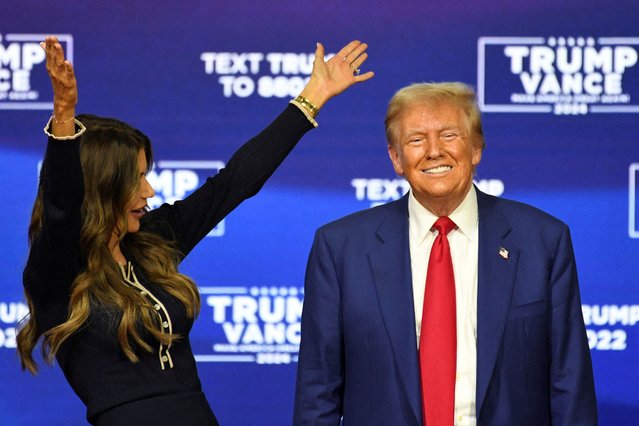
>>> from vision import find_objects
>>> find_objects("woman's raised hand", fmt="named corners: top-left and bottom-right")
top-left (41, 36), bottom-right (77, 135)
top-left (298, 40), bottom-right (374, 110)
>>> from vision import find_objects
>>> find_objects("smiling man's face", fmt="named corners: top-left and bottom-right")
top-left (387, 101), bottom-right (482, 216)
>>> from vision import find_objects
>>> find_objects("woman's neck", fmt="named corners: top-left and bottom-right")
top-left (110, 238), bottom-right (127, 266)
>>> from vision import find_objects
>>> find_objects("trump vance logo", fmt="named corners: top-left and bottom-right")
top-left (478, 36), bottom-right (639, 115)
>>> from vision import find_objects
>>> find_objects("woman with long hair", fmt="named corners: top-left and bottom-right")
top-left (17, 35), bottom-right (373, 425)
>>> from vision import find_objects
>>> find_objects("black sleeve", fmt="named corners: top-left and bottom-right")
top-left (142, 104), bottom-right (314, 258)
top-left (24, 134), bottom-right (85, 329)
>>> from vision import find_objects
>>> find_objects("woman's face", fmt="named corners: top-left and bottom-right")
top-left (124, 149), bottom-right (155, 233)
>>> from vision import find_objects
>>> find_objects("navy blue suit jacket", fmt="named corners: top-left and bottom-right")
top-left (294, 189), bottom-right (596, 425)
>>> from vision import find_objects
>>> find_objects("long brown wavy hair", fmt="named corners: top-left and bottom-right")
top-left (17, 115), bottom-right (201, 373)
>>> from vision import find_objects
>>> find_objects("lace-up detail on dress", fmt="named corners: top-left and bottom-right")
top-left (120, 262), bottom-right (174, 370)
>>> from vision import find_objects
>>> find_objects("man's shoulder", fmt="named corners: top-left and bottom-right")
top-left (317, 197), bottom-right (406, 235)
top-left (479, 190), bottom-right (568, 231)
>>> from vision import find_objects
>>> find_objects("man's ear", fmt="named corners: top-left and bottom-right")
top-left (471, 139), bottom-right (483, 168)
top-left (388, 143), bottom-right (404, 176)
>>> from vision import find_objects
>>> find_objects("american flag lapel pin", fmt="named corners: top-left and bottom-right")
top-left (499, 247), bottom-right (509, 259)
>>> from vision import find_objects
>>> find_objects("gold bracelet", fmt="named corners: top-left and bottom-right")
top-left (294, 95), bottom-right (319, 118)
top-left (52, 114), bottom-right (75, 124)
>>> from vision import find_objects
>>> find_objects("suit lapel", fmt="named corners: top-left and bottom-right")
top-left (368, 196), bottom-right (422, 424)
top-left (475, 190), bottom-right (520, 415)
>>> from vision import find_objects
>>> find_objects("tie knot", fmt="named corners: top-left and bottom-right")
top-left (433, 216), bottom-right (456, 236)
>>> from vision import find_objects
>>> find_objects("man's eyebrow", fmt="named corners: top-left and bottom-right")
top-left (438, 125), bottom-right (463, 131)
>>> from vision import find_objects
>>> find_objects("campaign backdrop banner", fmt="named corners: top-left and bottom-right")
top-left (1, 1), bottom-right (637, 424)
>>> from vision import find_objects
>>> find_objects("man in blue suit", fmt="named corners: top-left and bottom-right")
top-left (293, 82), bottom-right (596, 425)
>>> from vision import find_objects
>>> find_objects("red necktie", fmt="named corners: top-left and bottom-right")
top-left (420, 216), bottom-right (457, 426)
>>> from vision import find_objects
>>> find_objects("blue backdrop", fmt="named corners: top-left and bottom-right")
top-left (1, 0), bottom-right (637, 424)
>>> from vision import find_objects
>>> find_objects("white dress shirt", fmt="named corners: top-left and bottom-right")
top-left (408, 187), bottom-right (478, 426)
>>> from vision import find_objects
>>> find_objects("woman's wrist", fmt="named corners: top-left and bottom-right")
top-left (52, 113), bottom-right (75, 124)
top-left (298, 79), bottom-right (331, 111)
top-left (293, 95), bottom-right (319, 118)
top-left (52, 101), bottom-right (75, 121)
top-left (51, 104), bottom-right (77, 137)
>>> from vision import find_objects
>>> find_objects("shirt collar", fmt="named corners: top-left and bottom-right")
top-left (408, 185), bottom-right (478, 244)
